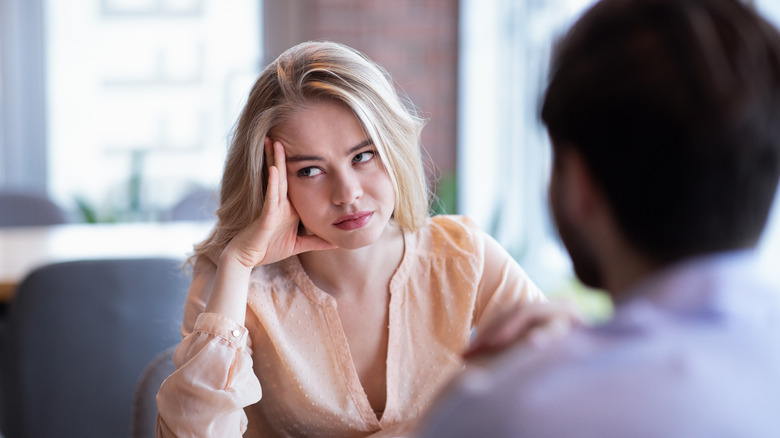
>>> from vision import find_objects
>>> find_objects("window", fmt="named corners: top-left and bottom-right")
top-left (458, 0), bottom-right (780, 317)
top-left (459, 0), bottom-right (609, 318)
top-left (44, 0), bottom-right (261, 221)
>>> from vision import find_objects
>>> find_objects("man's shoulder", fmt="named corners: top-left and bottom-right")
top-left (418, 316), bottom-right (780, 437)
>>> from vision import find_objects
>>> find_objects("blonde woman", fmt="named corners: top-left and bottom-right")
top-left (156, 41), bottom-right (547, 437)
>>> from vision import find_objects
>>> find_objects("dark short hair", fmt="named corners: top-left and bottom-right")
top-left (542, 0), bottom-right (780, 263)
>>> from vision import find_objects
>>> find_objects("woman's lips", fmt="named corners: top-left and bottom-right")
top-left (333, 211), bottom-right (373, 230)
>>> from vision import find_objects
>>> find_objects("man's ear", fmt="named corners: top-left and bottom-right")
top-left (557, 148), bottom-right (602, 222)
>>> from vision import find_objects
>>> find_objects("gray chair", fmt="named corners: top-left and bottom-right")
top-left (0, 192), bottom-right (67, 436)
top-left (166, 188), bottom-right (218, 222)
top-left (0, 191), bottom-right (68, 430)
top-left (0, 258), bottom-right (189, 438)
top-left (0, 191), bottom-right (68, 227)
top-left (131, 344), bottom-right (177, 438)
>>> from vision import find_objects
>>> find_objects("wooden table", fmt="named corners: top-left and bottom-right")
top-left (0, 221), bottom-right (213, 303)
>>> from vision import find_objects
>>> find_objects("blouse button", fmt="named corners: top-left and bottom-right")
top-left (231, 329), bottom-right (241, 338)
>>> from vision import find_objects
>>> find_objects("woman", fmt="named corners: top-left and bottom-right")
top-left (156, 41), bottom-right (546, 437)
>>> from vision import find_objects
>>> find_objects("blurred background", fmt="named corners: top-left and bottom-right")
top-left (2, 0), bottom-right (780, 313)
top-left (5, 2), bottom-right (780, 436)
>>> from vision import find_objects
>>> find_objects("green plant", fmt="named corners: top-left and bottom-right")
top-left (548, 277), bottom-right (614, 324)
top-left (431, 171), bottom-right (458, 215)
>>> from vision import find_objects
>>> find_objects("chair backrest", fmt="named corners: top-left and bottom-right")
top-left (166, 189), bottom-right (218, 222)
top-left (131, 345), bottom-right (177, 438)
top-left (0, 258), bottom-right (189, 438)
top-left (0, 192), bottom-right (68, 227)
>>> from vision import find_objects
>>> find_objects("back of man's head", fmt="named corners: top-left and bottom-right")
top-left (541, 0), bottom-right (780, 265)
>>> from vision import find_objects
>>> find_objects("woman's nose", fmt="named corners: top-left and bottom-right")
top-left (331, 171), bottom-right (363, 206)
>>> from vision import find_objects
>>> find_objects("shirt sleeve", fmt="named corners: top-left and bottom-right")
top-left (472, 229), bottom-right (547, 331)
top-left (155, 257), bottom-right (263, 437)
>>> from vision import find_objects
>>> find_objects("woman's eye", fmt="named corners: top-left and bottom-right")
top-left (298, 167), bottom-right (323, 177)
top-left (353, 151), bottom-right (375, 164)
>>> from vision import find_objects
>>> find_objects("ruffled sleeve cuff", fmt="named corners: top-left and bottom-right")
top-left (192, 312), bottom-right (250, 348)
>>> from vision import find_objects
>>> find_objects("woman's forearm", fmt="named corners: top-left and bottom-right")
top-left (204, 250), bottom-right (254, 326)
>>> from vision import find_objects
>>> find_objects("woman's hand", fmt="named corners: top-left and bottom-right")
top-left (222, 138), bottom-right (336, 269)
top-left (464, 299), bottom-right (584, 360)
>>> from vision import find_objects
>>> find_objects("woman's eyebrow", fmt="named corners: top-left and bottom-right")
top-left (285, 153), bottom-right (323, 163)
top-left (286, 139), bottom-right (374, 163)
top-left (347, 139), bottom-right (374, 154)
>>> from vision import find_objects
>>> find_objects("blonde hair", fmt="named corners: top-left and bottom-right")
top-left (193, 41), bottom-right (429, 261)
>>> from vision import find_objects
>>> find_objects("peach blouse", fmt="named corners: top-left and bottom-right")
top-left (156, 215), bottom-right (544, 437)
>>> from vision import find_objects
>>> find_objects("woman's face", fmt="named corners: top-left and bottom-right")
top-left (273, 100), bottom-right (396, 250)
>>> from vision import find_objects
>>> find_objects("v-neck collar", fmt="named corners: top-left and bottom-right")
top-left (283, 226), bottom-right (415, 429)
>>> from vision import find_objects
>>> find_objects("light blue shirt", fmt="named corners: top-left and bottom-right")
top-left (416, 251), bottom-right (780, 437)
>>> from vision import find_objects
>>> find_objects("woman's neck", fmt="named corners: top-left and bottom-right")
top-left (297, 221), bottom-right (404, 298)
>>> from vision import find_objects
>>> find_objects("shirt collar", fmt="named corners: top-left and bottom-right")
top-left (609, 249), bottom-right (778, 327)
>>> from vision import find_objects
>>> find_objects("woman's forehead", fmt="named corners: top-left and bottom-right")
top-left (274, 100), bottom-right (371, 156)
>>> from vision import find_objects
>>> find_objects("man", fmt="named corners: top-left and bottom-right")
top-left (414, 0), bottom-right (780, 436)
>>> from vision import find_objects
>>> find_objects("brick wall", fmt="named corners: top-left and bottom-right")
top-left (264, 0), bottom-right (459, 210)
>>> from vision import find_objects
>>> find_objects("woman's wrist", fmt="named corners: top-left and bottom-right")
top-left (219, 241), bottom-right (265, 272)
top-left (205, 249), bottom-right (256, 324)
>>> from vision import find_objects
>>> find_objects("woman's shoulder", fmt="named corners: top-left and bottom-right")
top-left (426, 214), bottom-right (483, 239)
top-left (416, 215), bottom-right (485, 256)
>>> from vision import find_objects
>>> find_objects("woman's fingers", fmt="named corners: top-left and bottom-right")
top-left (262, 137), bottom-right (279, 208)
top-left (273, 141), bottom-right (287, 206)
top-left (232, 136), bottom-right (335, 266)
top-left (294, 235), bottom-right (337, 254)
top-left (261, 139), bottom-right (288, 216)
top-left (264, 165), bottom-right (280, 210)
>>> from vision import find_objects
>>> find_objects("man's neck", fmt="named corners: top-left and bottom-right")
top-left (600, 240), bottom-right (660, 302)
